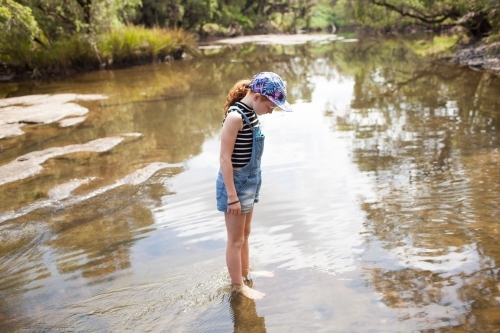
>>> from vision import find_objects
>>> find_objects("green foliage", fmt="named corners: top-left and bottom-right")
top-left (309, 3), bottom-right (335, 29)
top-left (348, 0), bottom-right (499, 39)
top-left (0, 0), bottom-right (198, 74)
top-left (135, 0), bottom-right (322, 34)
top-left (139, 0), bottom-right (224, 31)
top-left (4, 0), bottom-right (499, 77)
top-left (0, 0), bottom-right (42, 45)
top-left (0, 26), bottom-right (196, 73)
top-left (201, 23), bottom-right (225, 36)
top-left (352, 0), bottom-right (410, 30)
top-left (484, 0), bottom-right (500, 43)
top-left (98, 26), bottom-right (196, 64)
top-left (138, 0), bottom-right (183, 28)
top-left (1, 34), bottom-right (96, 71)
top-left (17, 0), bottom-right (142, 39)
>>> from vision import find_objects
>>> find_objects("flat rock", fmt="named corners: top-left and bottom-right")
top-left (0, 136), bottom-right (124, 186)
top-left (0, 123), bottom-right (25, 139)
top-left (214, 34), bottom-right (339, 45)
top-left (59, 116), bottom-right (87, 127)
top-left (0, 93), bottom-right (107, 138)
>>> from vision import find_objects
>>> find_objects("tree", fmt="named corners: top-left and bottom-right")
top-left (16, 0), bottom-right (141, 40)
top-left (349, 0), bottom-right (498, 39)
top-left (0, 0), bottom-right (42, 45)
top-left (134, 0), bottom-right (323, 34)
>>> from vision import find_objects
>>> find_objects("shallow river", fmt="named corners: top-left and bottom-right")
top-left (1, 35), bottom-right (500, 332)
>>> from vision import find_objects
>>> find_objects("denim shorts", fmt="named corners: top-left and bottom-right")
top-left (216, 169), bottom-right (262, 214)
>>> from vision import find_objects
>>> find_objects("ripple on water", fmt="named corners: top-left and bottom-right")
top-left (30, 258), bottom-right (234, 332)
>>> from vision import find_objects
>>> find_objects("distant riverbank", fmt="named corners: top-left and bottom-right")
top-left (1, 31), bottom-right (499, 83)
top-left (0, 26), bottom-right (196, 82)
top-left (0, 33), bottom-right (347, 83)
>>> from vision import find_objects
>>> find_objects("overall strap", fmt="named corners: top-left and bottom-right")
top-left (227, 105), bottom-right (253, 128)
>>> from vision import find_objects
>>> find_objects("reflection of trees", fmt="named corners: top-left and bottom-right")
top-left (197, 43), bottom-right (335, 103)
top-left (0, 239), bottom-right (51, 294)
top-left (329, 37), bottom-right (500, 329)
top-left (0, 181), bottom-right (163, 285)
top-left (47, 185), bottom-right (155, 279)
top-left (0, 296), bottom-right (31, 332)
top-left (229, 291), bottom-right (266, 333)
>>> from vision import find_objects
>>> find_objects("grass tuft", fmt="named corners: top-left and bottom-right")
top-left (0, 26), bottom-right (197, 76)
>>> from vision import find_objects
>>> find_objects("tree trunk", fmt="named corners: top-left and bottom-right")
top-left (75, 0), bottom-right (92, 25)
top-left (458, 12), bottom-right (492, 39)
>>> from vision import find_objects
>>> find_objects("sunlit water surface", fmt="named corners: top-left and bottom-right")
top-left (1, 36), bottom-right (500, 332)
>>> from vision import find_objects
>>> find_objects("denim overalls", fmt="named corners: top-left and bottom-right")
top-left (216, 106), bottom-right (264, 214)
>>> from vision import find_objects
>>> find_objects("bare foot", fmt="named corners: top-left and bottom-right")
top-left (233, 284), bottom-right (265, 300)
top-left (249, 270), bottom-right (274, 278)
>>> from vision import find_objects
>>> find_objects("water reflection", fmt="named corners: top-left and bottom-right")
top-left (1, 36), bottom-right (500, 331)
top-left (230, 291), bottom-right (266, 333)
top-left (327, 36), bottom-right (500, 329)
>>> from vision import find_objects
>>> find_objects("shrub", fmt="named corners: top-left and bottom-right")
top-left (1, 25), bottom-right (196, 75)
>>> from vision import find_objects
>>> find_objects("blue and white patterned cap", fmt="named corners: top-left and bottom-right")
top-left (246, 72), bottom-right (292, 112)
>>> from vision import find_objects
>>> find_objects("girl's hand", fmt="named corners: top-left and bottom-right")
top-left (227, 200), bottom-right (241, 215)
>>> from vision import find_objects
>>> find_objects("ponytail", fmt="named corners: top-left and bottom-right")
top-left (223, 79), bottom-right (251, 113)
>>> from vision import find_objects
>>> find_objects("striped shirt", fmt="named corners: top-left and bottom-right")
top-left (222, 101), bottom-right (260, 168)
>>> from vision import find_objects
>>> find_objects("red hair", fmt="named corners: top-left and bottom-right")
top-left (223, 79), bottom-right (251, 113)
top-left (223, 79), bottom-right (271, 113)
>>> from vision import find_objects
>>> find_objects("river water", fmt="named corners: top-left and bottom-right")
top-left (1, 35), bottom-right (500, 332)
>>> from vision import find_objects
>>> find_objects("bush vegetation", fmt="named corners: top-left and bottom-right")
top-left (0, 0), bottom-right (499, 78)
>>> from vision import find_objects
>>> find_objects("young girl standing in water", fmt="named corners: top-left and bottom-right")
top-left (216, 72), bottom-right (292, 299)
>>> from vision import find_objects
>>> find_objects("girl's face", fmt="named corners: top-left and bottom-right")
top-left (253, 94), bottom-right (276, 115)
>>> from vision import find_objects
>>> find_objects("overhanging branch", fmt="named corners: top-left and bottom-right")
top-left (371, 0), bottom-right (461, 25)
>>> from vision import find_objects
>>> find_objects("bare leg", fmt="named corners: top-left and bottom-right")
top-left (225, 211), bottom-right (265, 300)
top-left (225, 212), bottom-right (246, 285)
top-left (239, 211), bottom-right (274, 280)
top-left (241, 210), bottom-right (253, 280)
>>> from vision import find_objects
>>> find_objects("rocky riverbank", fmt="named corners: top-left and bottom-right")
top-left (450, 40), bottom-right (500, 74)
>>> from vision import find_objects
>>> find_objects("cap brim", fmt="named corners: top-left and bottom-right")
top-left (273, 100), bottom-right (293, 112)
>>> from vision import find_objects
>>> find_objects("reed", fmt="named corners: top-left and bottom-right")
top-left (0, 26), bottom-right (196, 76)
top-left (98, 26), bottom-right (197, 64)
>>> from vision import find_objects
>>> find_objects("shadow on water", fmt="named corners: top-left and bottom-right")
top-left (0, 36), bottom-right (500, 331)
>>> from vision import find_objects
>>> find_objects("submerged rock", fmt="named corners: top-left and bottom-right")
top-left (0, 162), bottom-right (182, 223)
top-left (58, 116), bottom-right (87, 127)
top-left (0, 136), bottom-right (124, 186)
top-left (0, 93), bottom-right (107, 139)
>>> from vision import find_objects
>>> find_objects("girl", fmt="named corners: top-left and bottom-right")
top-left (216, 72), bottom-right (292, 299)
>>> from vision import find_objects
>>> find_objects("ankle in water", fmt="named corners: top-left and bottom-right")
top-left (231, 283), bottom-right (243, 292)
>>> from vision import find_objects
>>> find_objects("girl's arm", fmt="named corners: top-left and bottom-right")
top-left (220, 112), bottom-right (243, 213)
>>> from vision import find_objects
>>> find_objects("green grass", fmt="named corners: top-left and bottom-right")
top-left (0, 26), bottom-right (197, 75)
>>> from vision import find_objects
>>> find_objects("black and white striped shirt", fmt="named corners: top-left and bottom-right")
top-left (222, 101), bottom-right (260, 168)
